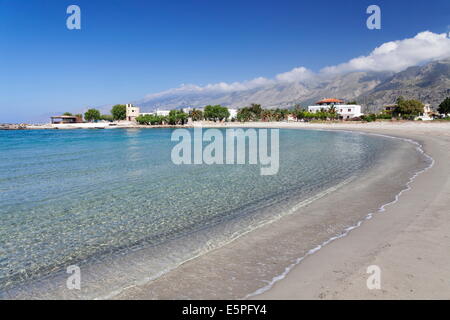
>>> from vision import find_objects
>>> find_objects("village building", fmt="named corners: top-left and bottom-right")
top-left (308, 99), bottom-right (363, 119)
top-left (228, 108), bottom-right (238, 120)
top-left (50, 115), bottom-right (83, 124)
top-left (154, 109), bottom-right (171, 116)
top-left (125, 104), bottom-right (140, 122)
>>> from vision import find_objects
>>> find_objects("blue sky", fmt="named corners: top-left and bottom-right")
top-left (0, 0), bottom-right (449, 122)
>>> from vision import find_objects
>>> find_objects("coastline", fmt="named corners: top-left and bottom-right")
top-left (250, 122), bottom-right (450, 299)
top-left (111, 121), bottom-right (449, 300)
top-left (4, 121), bottom-right (449, 300)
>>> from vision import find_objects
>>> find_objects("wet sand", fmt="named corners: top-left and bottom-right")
top-left (113, 121), bottom-right (450, 300)
top-left (252, 122), bottom-right (450, 299)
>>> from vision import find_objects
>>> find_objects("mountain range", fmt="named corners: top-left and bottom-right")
top-left (133, 59), bottom-right (450, 113)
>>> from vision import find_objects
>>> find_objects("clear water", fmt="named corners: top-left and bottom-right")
top-left (0, 128), bottom-right (399, 298)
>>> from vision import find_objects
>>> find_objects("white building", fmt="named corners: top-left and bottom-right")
top-left (139, 112), bottom-right (154, 117)
top-left (125, 104), bottom-right (140, 122)
top-left (308, 99), bottom-right (363, 119)
top-left (228, 108), bottom-right (238, 120)
top-left (416, 104), bottom-right (434, 121)
top-left (181, 107), bottom-right (194, 114)
top-left (155, 109), bottom-right (171, 116)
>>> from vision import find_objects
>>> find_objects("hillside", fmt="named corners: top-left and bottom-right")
top-left (132, 59), bottom-right (450, 113)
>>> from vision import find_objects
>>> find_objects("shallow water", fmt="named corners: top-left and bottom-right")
top-left (0, 128), bottom-right (401, 298)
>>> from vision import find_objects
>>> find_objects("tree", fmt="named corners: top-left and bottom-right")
top-left (248, 103), bottom-right (263, 119)
top-left (189, 108), bottom-right (203, 121)
top-left (273, 108), bottom-right (289, 121)
top-left (236, 104), bottom-right (264, 122)
top-left (361, 114), bottom-right (377, 122)
top-left (136, 115), bottom-right (151, 125)
top-left (394, 98), bottom-right (424, 118)
top-left (168, 110), bottom-right (188, 125)
top-left (84, 109), bottom-right (101, 122)
top-left (438, 97), bottom-right (450, 116)
top-left (236, 108), bottom-right (253, 122)
top-left (218, 106), bottom-right (230, 121)
top-left (328, 105), bottom-right (337, 114)
top-left (328, 105), bottom-right (338, 120)
top-left (261, 110), bottom-right (274, 122)
top-left (111, 104), bottom-right (127, 121)
top-left (135, 114), bottom-right (166, 125)
top-left (100, 114), bottom-right (113, 121)
top-left (203, 105), bottom-right (215, 121)
top-left (294, 110), bottom-right (305, 121)
top-left (303, 111), bottom-right (315, 121)
top-left (204, 105), bottom-right (230, 122)
top-left (316, 111), bottom-right (329, 120)
top-left (63, 112), bottom-right (73, 116)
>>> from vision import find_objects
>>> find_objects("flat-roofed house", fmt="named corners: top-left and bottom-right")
top-left (308, 98), bottom-right (363, 119)
top-left (50, 115), bottom-right (83, 124)
top-left (155, 109), bottom-right (171, 116)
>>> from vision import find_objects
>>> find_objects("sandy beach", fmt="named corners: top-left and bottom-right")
top-left (251, 122), bottom-right (450, 300)
top-left (4, 0), bottom-right (449, 304)
top-left (109, 121), bottom-right (450, 300)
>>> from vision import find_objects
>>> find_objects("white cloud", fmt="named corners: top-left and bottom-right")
top-left (201, 77), bottom-right (275, 91)
top-left (145, 31), bottom-right (450, 99)
top-left (321, 31), bottom-right (450, 74)
top-left (144, 67), bottom-right (314, 99)
top-left (144, 77), bottom-right (275, 99)
top-left (275, 67), bottom-right (315, 82)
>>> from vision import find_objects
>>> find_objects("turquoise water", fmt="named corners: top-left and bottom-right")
top-left (0, 128), bottom-right (399, 298)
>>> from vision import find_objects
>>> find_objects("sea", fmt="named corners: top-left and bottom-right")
top-left (0, 128), bottom-right (404, 299)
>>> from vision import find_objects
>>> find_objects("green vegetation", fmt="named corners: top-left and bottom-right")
top-left (360, 114), bottom-right (378, 122)
top-left (235, 103), bottom-right (340, 122)
top-left (67, 96), bottom-right (436, 126)
top-left (261, 109), bottom-right (290, 121)
top-left (100, 114), bottom-right (114, 122)
top-left (236, 108), bottom-right (254, 122)
top-left (135, 110), bottom-right (188, 125)
top-left (438, 97), bottom-right (450, 116)
top-left (63, 112), bottom-right (73, 116)
top-left (293, 108), bottom-right (337, 121)
top-left (260, 109), bottom-right (275, 121)
top-left (393, 97), bottom-right (424, 119)
top-left (236, 104), bottom-right (263, 122)
top-left (375, 113), bottom-right (393, 120)
top-left (189, 108), bottom-right (204, 121)
top-left (111, 104), bottom-right (127, 121)
top-left (168, 110), bottom-right (188, 125)
top-left (84, 108), bottom-right (101, 122)
top-left (204, 105), bottom-right (230, 122)
top-left (358, 113), bottom-right (393, 122)
top-left (135, 114), bottom-right (166, 125)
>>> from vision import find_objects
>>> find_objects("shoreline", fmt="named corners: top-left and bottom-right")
top-left (4, 122), bottom-right (449, 299)
top-left (248, 122), bottom-right (450, 299)
top-left (3, 119), bottom-right (449, 131)
top-left (248, 132), bottom-right (434, 298)
top-left (111, 122), bottom-right (445, 300)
